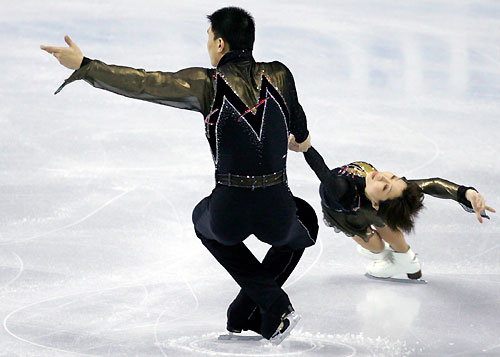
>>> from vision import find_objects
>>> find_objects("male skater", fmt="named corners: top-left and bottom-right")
top-left (41, 7), bottom-right (318, 343)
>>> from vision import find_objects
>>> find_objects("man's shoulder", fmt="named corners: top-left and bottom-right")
top-left (255, 60), bottom-right (291, 76)
top-left (177, 66), bottom-right (215, 78)
top-left (257, 61), bottom-right (292, 82)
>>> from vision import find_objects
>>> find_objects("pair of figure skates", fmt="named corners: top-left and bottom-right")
top-left (359, 242), bottom-right (422, 280)
top-left (222, 243), bottom-right (423, 344)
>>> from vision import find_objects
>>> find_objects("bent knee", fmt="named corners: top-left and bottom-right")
top-left (353, 234), bottom-right (384, 252)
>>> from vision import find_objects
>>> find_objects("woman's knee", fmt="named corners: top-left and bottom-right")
top-left (352, 233), bottom-right (384, 252)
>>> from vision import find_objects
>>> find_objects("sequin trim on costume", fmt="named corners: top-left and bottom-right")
top-left (338, 161), bottom-right (377, 179)
top-left (205, 73), bottom-right (290, 166)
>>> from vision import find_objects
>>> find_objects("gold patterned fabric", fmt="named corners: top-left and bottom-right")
top-left (338, 161), bottom-right (377, 179)
top-left (55, 52), bottom-right (309, 144)
top-left (56, 61), bottom-right (216, 116)
top-left (410, 178), bottom-right (460, 201)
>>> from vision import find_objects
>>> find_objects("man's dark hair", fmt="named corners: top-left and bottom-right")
top-left (377, 181), bottom-right (424, 233)
top-left (207, 7), bottom-right (255, 51)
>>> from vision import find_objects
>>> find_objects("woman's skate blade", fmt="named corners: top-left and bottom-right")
top-left (364, 272), bottom-right (427, 284)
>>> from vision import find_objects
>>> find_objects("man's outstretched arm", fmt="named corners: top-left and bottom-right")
top-left (41, 36), bottom-right (214, 115)
top-left (41, 35), bottom-right (83, 69)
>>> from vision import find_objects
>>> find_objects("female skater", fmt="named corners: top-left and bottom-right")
top-left (289, 135), bottom-right (495, 279)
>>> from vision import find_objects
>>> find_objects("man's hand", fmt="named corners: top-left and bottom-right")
top-left (465, 189), bottom-right (496, 223)
top-left (40, 35), bottom-right (84, 70)
top-left (288, 133), bottom-right (311, 152)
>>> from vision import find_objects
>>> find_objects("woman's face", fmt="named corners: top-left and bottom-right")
top-left (365, 171), bottom-right (407, 210)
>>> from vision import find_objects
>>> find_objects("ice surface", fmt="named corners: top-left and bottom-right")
top-left (1, 0), bottom-right (499, 355)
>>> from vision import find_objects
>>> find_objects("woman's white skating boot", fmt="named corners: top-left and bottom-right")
top-left (357, 241), bottom-right (393, 260)
top-left (366, 247), bottom-right (422, 279)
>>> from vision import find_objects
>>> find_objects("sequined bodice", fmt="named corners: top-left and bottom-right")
top-left (336, 162), bottom-right (377, 180)
top-left (57, 50), bottom-right (309, 177)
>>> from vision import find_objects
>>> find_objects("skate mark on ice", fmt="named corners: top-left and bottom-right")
top-left (167, 330), bottom-right (418, 356)
top-left (470, 49), bottom-right (500, 68)
top-left (39, 283), bottom-right (150, 322)
top-left (0, 251), bottom-right (24, 290)
top-left (448, 274), bottom-right (500, 285)
top-left (167, 332), bottom-right (322, 356)
top-left (108, 262), bottom-right (191, 333)
top-left (284, 235), bottom-right (323, 289)
top-left (404, 95), bottom-right (442, 175)
top-left (2, 282), bottom-right (151, 356)
top-left (407, 328), bottom-right (429, 351)
top-left (292, 330), bottom-right (414, 356)
top-left (404, 132), bottom-right (440, 175)
top-left (218, 333), bottom-right (263, 341)
top-left (482, 343), bottom-right (500, 353)
top-left (455, 242), bottom-right (500, 265)
top-left (0, 188), bottom-right (135, 246)
top-left (154, 273), bottom-right (200, 357)
top-left (2, 246), bottom-right (187, 357)
top-left (150, 187), bottom-right (200, 357)
top-left (335, 105), bottom-right (441, 175)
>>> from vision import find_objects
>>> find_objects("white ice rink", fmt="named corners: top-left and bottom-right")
top-left (1, 0), bottom-right (499, 355)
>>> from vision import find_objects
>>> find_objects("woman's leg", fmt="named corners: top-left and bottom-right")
top-left (374, 225), bottom-right (409, 253)
top-left (365, 226), bottom-right (421, 279)
top-left (352, 231), bottom-right (385, 252)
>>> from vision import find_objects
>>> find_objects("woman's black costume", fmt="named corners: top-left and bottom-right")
top-left (304, 146), bottom-right (483, 241)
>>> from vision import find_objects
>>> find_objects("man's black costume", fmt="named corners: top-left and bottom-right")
top-left (57, 50), bottom-right (318, 338)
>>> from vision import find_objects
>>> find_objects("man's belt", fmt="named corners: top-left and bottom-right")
top-left (215, 171), bottom-right (286, 189)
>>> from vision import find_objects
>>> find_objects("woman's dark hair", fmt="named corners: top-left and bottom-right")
top-left (207, 7), bottom-right (255, 51)
top-left (377, 181), bottom-right (424, 233)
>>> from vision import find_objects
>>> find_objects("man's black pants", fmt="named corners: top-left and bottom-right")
top-left (197, 233), bottom-right (302, 338)
top-left (193, 184), bottom-right (318, 339)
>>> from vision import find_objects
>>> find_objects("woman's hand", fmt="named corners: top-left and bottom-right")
top-left (288, 133), bottom-right (311, 152)
top-left (40, 35), bottom-right (84, 70)
top-left (465, 189), bottom-right (496, 223)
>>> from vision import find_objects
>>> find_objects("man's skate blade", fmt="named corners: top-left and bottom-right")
top-left (218, 334), bottom-right (263, 341)
top-left (364, 273), bottom-right (427, 284)
top-left (270, 313), bottom-right (301, 345)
